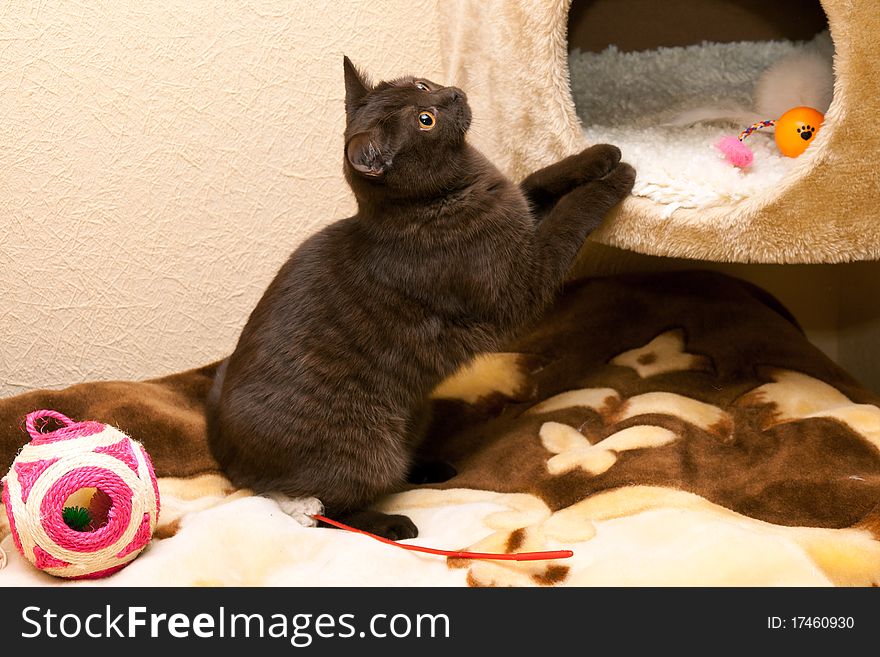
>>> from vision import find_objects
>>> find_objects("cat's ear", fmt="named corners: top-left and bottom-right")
top-left (345, 131), bottom-right (391, 177)
top-left (343, 55), bottom-right (371, 119)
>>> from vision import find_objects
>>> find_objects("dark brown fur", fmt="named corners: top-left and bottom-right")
top-left (206, 57), bottom-right (634, 538)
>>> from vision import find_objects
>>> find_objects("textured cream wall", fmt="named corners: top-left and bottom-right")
top-left (1, 1), bottom-right (443, 397)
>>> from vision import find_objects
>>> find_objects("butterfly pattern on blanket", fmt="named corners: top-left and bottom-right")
top-left (1, 271), bottom-right (879, 586)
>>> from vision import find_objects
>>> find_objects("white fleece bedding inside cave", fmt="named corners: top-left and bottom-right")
top-left (568, 38), bottom-right (822, 214)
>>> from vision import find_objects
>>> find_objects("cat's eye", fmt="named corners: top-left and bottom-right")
top-left (418, 111), bottom-right (437, 130)
top-left (415, 81), bottom-right (430, 91)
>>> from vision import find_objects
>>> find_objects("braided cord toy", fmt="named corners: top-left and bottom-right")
top-left (738, 119), bottom-right (776, 141)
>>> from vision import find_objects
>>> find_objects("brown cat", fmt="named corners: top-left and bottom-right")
top-left (207, 57), bottom-right (634, 539)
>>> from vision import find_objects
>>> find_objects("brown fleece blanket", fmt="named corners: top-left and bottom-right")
top-left (2, 271), bottom-right (879, 586)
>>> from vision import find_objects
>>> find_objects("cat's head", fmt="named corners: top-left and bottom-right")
top-left (342, 56), bottom-right (472, 197)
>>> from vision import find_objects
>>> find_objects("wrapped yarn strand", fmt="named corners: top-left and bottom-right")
top-left (1, 409), bottom-right (160, 578)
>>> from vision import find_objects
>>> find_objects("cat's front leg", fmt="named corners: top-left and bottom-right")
top-left (532, 161), bottom-right (635, 294)
top-left (520, 144), bottom-right (622, 219)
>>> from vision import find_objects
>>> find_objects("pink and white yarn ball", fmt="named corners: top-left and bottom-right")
top-left (1, 409), bottom-right (160, 579)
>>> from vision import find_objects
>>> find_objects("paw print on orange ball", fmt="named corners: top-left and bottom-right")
top-left (775, 106), bottom-right (825, 158)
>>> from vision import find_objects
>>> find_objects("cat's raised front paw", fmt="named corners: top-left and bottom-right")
top-left (599, 161), bottom-right (636, 199)
top-left (572, 143), bottom-right (622, 182)
top-left (563, 161), bottom-right (635, 212)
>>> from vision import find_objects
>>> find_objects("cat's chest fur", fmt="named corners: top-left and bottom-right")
top-left (364, 189), bottom-right (530, 328)
top-left (364, 180), bottom-right (530, 304)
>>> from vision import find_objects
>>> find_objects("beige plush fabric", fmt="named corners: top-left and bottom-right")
top-left (440, 0), bottom-right (880, 263)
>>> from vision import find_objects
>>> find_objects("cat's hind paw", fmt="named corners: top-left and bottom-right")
top-left (267, 493), bottom-right (324, 528)
top-left (335, 510), bottom-right (419, 540)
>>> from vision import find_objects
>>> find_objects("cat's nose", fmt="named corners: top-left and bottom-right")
top-left (443, 87), bottom-right (466, 105)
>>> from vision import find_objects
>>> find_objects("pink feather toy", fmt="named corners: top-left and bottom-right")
top-left (716, 119), bottom-right (776, 169)
top-left (716, 135), bottom-right (755, 169)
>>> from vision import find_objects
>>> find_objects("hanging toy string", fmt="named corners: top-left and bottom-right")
top-left (312, 514), bottom-right (573, 562)
top-left (738, 119), bottom-right (775, 141)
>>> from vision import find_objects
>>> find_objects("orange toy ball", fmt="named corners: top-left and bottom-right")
top-left (774, 106), bottom-right (825, 158)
